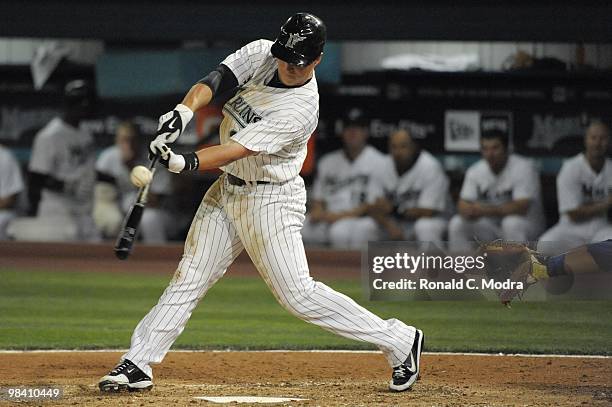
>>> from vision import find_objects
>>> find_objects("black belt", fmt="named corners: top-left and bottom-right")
top-left (227, 173), bottom-right (269, 186)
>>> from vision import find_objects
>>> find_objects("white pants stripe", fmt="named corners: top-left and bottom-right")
top-left (124, 175), bottom-right (415, 377)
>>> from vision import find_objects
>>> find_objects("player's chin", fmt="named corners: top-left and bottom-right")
top-left (286, 76), bottom-right (306, 86)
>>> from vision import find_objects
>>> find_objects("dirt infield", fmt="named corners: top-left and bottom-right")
top-left (0, 351), bottom-right (610, 406)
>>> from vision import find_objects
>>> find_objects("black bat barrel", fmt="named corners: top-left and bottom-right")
top-left (114, 203), bottom-right (145, 260)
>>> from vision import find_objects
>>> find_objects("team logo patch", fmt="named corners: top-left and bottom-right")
top-left (285, 33), bottom-right (306, 49)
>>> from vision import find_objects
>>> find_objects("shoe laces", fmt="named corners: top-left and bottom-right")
top-left (111, 360), bottom-right (130, 374)
top-left (393, 364), bottom-right (408, 379)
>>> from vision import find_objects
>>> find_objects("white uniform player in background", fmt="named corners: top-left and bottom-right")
top-left (94, 122), bottom-right (174, 243)
top-left (302, 107), bottom-right (388, 249)
top-left (0, 145), bottom-right (24, 240)
top-left (538, 122), bottom-right (612, 255)
top-left (99, 13), bottom-right (424, 394)
top-left (449, 130), bottom-right (544, 252)
top-left (23, 80), bottom-right (99, 242)
top-left (368, 129), bottom-right (450, 244)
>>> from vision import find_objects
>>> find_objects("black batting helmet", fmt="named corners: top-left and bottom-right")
top-left (64, 79), bottom-right (95, 108)
top-left (271, 12), bottom-right (326, 67)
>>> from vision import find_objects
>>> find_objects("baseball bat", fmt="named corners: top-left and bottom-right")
top-left (114, 155), bottom-right (158, 260)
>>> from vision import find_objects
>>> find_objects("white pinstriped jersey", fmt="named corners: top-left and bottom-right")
top-left (312, 145), bottom-right (388, 212)
top-left (379, 151), bottom-right (451, 216)
top-left (219, 39), bottom-right (319, 182)
top-left (460, 154), bottom-right (544, 224)
top-left (557, 153), bottom-right (612, 223)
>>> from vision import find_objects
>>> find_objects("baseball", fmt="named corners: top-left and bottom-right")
top-left (130, 165), bottom-right (153, 188)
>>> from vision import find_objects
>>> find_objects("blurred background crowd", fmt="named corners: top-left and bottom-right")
top-left (0, 5), bottom-right (611, 254)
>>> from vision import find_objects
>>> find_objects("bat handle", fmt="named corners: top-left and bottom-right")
top-left (148, 154), bottom-right (159, 170)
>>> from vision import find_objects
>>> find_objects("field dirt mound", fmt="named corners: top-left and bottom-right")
top-left (0, 351), bottom-right (610, 406)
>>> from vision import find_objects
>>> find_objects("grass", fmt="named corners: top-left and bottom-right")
top-left (0, 269), bottom-right (611, 354)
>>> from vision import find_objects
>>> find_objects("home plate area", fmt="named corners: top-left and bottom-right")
top-left (194, 396), bottom-right (308, 403)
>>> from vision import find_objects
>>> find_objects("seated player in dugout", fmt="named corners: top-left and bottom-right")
top-left (0, 144), bottom-right (25, 240)
top-left (537, 121), bottom-right (612, 255)
top-left (448, 130), bottom-right (545, 252)
top-left (98, 13), bottom-right (424, 394)
top-left (301, 107), bottom-right (388, 249)
top-left (20, 80), bottom-right (100, 241)
top-left (367, 129), bottom-right (451, 245)
top-left (94, 122), bottom-right (174, 243)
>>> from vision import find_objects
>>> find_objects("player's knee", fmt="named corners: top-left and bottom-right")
top-left (414, 218), bottom-right (446, 243)
top-left (592, 228), bottom-right (612, 243)
top-left (275, 280), bottom-right (319, 317)
top-left (301, 218), bottom-right (328, 245)
top-left (168, 262), bottom-right (214, 297)
top-left (537, 227), bottom-right (557, 251)
top-left (501, 215), bottom-right (528, 241)
top-left (0, 212), bottom-right (16, 240)
top-left (328, 220), bottom-right (353, 249)
top-left (278, 289), bottom-right (312, 317)
top-left (352, 217), bottom-right (380, 245)
top-left (448, 215), bottom-right (467, 237)
top-left (140, 210), bottom-right (167, 243)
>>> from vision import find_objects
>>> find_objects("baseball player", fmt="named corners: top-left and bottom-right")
top-left (368, 129), bottom-right (450, 244)
top-left (94, 121), bottom-right (173, 243)
top-left (302, 107), bottom-right (388, 249)
top-left (99, 13), bottom-right (423, 393)
top-left (537, 121), bottom-right (612, 255)
top-left (26, 80), bottom-right (99, 241)
top-left (448, 130), bottom-right (544, 252)
top-left (0, 145), bottom-right (24, 240)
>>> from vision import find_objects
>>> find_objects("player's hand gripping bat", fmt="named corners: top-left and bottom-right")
top-left (114, 156), bottom-right (158, 260)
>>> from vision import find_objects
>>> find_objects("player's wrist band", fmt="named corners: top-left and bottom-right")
top-left (181, 152), bottom-right (199, 172)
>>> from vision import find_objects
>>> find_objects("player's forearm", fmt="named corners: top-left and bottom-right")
top-left (345, 203), bottom-right (370, 218)
top-left (308, 201), bottom-right (326, 222)
top-left (181, 83), bottom-right (214, 112)
top-left (27, 171), bottom-right (61, 215)
top-left (457, 200), bottom-right (476, 218)
top-left (566, 200), bottom-right (609, 222)
top-left (325, 205), bottom-right (368, 222)
top-left (195, 141), bottom-right (254, 170)
top-left (370, 211), bottom-right (396, 230)
top-left (0, 194), bottom-right (16, 209)
top-left (492, 199), bottom-right (530, 217)
top-left (403, 207), bottom-right (437, 220)
top-left (375, 214), bottom-right (404, 238)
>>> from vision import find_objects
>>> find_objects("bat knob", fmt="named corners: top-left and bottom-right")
top-left (114, 247), bottom-right (130, 260)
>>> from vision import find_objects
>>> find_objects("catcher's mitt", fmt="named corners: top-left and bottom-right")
top-left (477, 240), bottom-right (549, 307)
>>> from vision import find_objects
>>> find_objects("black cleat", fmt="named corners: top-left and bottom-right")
top-left (389, 329), bottom-right (424, 392)
top-left (98, 359), bottom-right (153, 392)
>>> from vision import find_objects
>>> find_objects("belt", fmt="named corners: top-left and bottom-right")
top-left (226, 173), bottom-right (269, 186)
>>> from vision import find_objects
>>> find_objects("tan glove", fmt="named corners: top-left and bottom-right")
top-left (478, 240), bottom-right (549, 307)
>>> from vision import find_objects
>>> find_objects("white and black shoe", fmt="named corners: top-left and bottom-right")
top-left (389, 329), bottom-right (424, 392)
top-left (99, 359), bottom-right (153, 392)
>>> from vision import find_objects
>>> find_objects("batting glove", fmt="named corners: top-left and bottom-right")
top-left (151, 142), bottom-right (199, 174)
top-left (149, 104), bottom-right (194, 155)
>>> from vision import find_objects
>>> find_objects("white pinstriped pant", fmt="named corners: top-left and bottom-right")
top-left (123, 174), bottom-right (416, 377)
